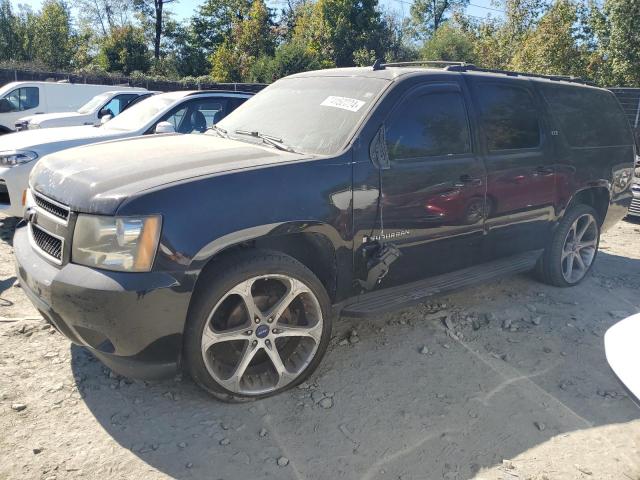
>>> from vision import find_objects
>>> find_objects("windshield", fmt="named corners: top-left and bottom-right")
top-left (77, 93), bottom-right (111, 114)
top-left (215, 76), bottom-right (390, 155)
top-left (103, 95), bottom-right (176, 131)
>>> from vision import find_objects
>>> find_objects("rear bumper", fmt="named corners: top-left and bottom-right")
top-left (14, 225), bottom-right (191, 379)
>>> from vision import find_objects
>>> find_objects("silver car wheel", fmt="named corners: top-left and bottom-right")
top-left (561, 213), bottom-right (598, 283)
top-left (200, 274), bottom-right (323, 395)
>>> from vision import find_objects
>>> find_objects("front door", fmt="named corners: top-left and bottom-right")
top-left (359, 82), bottom-right (487, 288)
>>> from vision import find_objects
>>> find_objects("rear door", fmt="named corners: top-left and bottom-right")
top-left (467, 78), bottom-right (556, 259)
top-left (374, 82), bottom-right (487, 287)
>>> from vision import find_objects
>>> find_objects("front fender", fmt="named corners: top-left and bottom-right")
top-left (190, 220), bottom-right (348, 268)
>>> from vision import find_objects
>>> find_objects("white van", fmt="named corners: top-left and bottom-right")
top-left (17, 89), bottom-right (152, 130)
top-left (0, 81), bottom-right (145, 134)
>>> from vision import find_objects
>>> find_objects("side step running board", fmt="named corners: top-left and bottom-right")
top-left (340, 250), bottom-right (542, 318)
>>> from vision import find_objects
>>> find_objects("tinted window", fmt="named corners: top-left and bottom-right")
top-left (161, 105), bottom-right (187, 131)
top-left (540, 85), bottom-right (633, 147)
top-left (3, 87), bottom-right (39, 112)
top-left (102, 94), bottom-right (140, 116)
top-left (386, 91), bottom-right (471, 160)
top-left (158, 99), bottom-right (229, 133)
top-left (195, 99), bottom-right (227, 127)
top-left (476, 84), bottom-right (540, 151)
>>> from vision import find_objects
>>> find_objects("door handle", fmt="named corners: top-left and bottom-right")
top-left (454, 174), bottom-right (483, 188)
top-left (534, 166), bottom-right (554, 175)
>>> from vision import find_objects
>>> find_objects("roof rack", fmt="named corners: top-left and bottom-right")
top-left (444, 63), bottom-right (594, 85)
top-left (371, 59), bottom-right (594, 85)
top-left (373, 59), bottom-right (468, 71)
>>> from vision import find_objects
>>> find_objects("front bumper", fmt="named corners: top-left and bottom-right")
top-left (14, 225), bottom-right (191, 379)
top-left (0, 164), bottom-right (32, 217)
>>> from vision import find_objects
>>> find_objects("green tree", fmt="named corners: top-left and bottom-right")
top-left (133, 0), bottom-right (176, 60)
top-left (467, 0), bottom-right (551, 71)
top-left (210, 38), bottom-right (240, 81)
top-left (511, 0), bottom-right (586, 77)
top-left (192, 0), bottom-right (253, 53)
top-left (292, 0), bottom-right (387, 67)
top-left (166, 22), bottom-right (210, 77)
top-left (77, 0), bottom-right (133, 36)
top-left (602, 0), bottom-right (640, 86)
top-left (32, 0), bottom-right (74, 70)
top-left (409, 0), bottom-right (469, 40)
top-left (0, 0), bottom-right (23, 61)
top-left (98, 25), bottom-right (151, 74)
top-left (421, 23), bottom-right (476, 62)
top-left (249, 41), bottom-right (325, 82)
top-left (210, 0), bottom-right (274, 82)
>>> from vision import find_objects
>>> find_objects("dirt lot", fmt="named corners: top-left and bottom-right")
top-left (1, 214), bottom-right (639, 480)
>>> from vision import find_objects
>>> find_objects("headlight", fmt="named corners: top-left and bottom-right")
top-left (0, 150), bottom-right (38, 167)
top-left (72, 214), bottom-right (162, 272)
top-left (28, 123), bottom-right (41, 130)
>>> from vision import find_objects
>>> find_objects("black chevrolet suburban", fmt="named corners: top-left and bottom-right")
top-left (14, 63), bottom-right (636, 401)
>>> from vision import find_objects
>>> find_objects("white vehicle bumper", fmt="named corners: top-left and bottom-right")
top-left (0, 164), bottom-right (33, 217)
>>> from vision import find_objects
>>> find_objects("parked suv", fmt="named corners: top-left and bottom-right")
top-left (0, 90), bottom-right (253, 217)
top-left (14, 64), bottom-right (635, 401)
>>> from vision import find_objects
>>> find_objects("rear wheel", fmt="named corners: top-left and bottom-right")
top-left (537, 204), bottom-right (600, 287)
top-left (184, 250), bottom-right (332, 402)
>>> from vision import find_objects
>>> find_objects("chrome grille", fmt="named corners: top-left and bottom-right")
top-left (34, 192), bottom-right (70, 222)
top-left (629, 196), bottom-right (640, 216)
top-left (30, 223), bottom-right (63, 263)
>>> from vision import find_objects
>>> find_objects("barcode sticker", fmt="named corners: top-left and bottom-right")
top-left (321, 96), bottom-right (366, 112)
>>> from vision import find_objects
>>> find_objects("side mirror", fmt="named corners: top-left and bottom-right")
top-left (369, 125), bottom-right (390, 170)
top-left (0, 98), bottom-right (13, 113)
top-left (98, 108), bottom-right (112, 118)
top-left (155, 121), bottom-right (175, 134)
top-left (99, 114), bottom-right (113, 125)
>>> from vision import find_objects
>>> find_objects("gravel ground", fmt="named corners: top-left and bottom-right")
top-left (1, 214), bottom-right (639, 480)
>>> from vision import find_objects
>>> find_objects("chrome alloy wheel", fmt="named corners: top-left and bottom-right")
top-left (200, 274), bottom-right (323, 396)
top-left (561, 213), bottom-right (598, 283)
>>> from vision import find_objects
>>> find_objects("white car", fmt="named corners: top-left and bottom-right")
top-left (16, 90), bottom-right (151, 131)
top-left (0, 81), bottom-right (145, 135)
top-left (0, 90), bottom-right (253, 217)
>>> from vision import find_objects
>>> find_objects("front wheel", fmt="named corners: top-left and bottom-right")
top-left (184, 250), bottom-right (332, 402)
top-left (537, 204), bottom-right (600, 287)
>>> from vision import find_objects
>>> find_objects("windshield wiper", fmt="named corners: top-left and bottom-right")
top-left (210, 125), bottom-right (229, 138)
top-left (234, 129), bottom-right (297, 153)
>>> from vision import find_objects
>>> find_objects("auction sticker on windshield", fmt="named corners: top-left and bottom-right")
top-left (321, 96), bottom-right (366, 112)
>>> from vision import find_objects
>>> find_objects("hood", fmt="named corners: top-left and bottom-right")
top-left (0, 125), bottom-right (118, 152)
top-left (30, 112), bottom-right (89, 127)
top-left (31, 133), bottom-right (307, 214)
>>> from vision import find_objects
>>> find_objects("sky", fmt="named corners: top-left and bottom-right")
top-left (11, 0), bottom-right (504, 24)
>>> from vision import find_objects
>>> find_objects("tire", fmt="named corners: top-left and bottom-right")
top-left (183, 249), bottom-right (333, 402)
top-left (537, 204), bottom-right (600, 287)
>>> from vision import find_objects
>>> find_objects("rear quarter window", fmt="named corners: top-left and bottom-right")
top-left (540, 85), bottom-right (633, 148)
